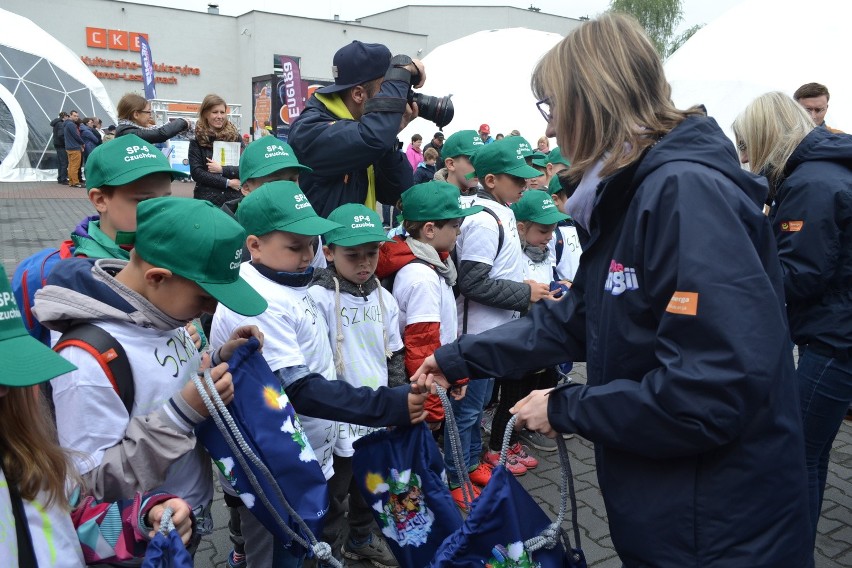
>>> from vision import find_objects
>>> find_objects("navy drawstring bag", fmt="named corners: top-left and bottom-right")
top-left (141, 508), bottom-right (193, 568)
top-left (195, 338), bottom-right (330, 559)
top-left (352, 423), bottom-right (463, 567)
top-left (430, 392), bottom-right (587, 568)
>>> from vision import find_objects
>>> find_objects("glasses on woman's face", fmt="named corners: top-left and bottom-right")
top-left (536, 97), bottom-right (552, 123)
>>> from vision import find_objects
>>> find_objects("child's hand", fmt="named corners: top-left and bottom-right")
top-left (185, 322), bottom-right (202, 349)
top-left (181, 353), bottom-right (234, 416)
top-left (219, 325), bottom-right (264, 361)
top-left (449, 384), bottom-right (467, 400)
top-left (407, 387), bottom-right (428, 424)
top-left (147, 498), bottom-right (193, 546)
top-left (527, 280), bottom-right (556, 303)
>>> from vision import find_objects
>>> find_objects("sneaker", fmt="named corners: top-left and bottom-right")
top-left (468, 462), bottom-right (493, 487)
top-left (72, 183), bottom-right (85, 188)
top-left (450, 484), bottom-right (482, 511)
top-left (482, 450), bottom-right (528, 476)
top-left (342, 533), bottom-right (399, 568)
top-left (508, 442), bottom-right (539, 469)
top-left (227, 549), bottom-right (247, 568)
top-left (519, 429), bottom-right (557, 452)
top-left (480, 407), bottom-right (494, 436)
top-left (563, 432), bottom-right (575, 439)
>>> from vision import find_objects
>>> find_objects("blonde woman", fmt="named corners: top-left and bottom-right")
top-left (189, 94), bottom-right (243, 205)
top-left (413, 13), bottom-right (810, 566)
top-left (737, 91), bottom-right (852, 550)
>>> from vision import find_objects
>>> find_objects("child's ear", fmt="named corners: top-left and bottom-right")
top-left (444, 158), bottom-right (454, 172)
top-left (422, 222), bottom-right (437, 239)
top-left (144, 267), bottom-right (174, 287)
top-left (323, 245), bottom-right (334, 262)
top-left (482, 173), bottom-right (497, 190)
top-left (245, 235), bottom-right (261, 258)
top-left (88, 188), bottom-right (109, 214)
top-left (516, 221), bottom-right (527, 237)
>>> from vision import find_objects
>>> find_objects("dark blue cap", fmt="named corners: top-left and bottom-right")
top-left (317, 41), bottom-right (392, 94)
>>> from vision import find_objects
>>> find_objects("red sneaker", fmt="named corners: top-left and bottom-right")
top-left (450, 484), bottom-right (481, 511)
top-left (483, 450), bottom-right (528, 476)
top-left (508, 442), bottom-right (539, 469)
top-left (468, 462), bottom-right (493, 487)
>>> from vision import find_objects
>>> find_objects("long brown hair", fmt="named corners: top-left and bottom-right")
top-left (116, 92), bottom-right (149, 124)
top-left (195, 93), bottom-right (241, 148)
top-left (531, 13), bottom-right (702, 182)
top-left (0, 386), bottom-right (75, 507)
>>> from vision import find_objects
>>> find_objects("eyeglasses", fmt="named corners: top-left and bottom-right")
top-left (802, 106), bottom-right (826, 115)
top-left (536, 97), bottom-right (552, 123)
top-left (138, 110), bottom-right (153, 114)
top-left (736, 140), bottom-right (747, 152)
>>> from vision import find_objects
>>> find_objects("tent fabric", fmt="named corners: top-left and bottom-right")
top-left (399, 28), bottom-right (564, 148)
top-left (665, 0), bottom-right (852, 144)
top-left (0, 8), bottom-right (116, 182)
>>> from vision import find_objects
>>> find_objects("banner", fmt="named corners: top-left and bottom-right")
top-left (165, 139), bottom-right (190, 174)
top-left (277, 55), bottom-right (304, 126)
top-left (252, 79), bottom-right (273, 140)
top-left (138, 35), bottom-right (157, 100)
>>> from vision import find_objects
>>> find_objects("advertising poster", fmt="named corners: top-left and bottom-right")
top-left (253, 78), bottom-right (273, 139)
top-left (165, 139), bottom-right (190, 174)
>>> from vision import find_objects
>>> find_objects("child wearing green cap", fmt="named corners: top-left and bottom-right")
top-left (435, 129), bottom-right (484, 200)
top-left (377, 180), bottom-right (484, 510)
top-left (0, 265), bottom-right (200, 565)
top-left (32, 197), bottom-right (266, 551)
top-left (308, 203), bottom-right (404, 565)
top-left (457, 139), bottom-right (556, 477)
top-left (211, 182), bottom-right (427, 566)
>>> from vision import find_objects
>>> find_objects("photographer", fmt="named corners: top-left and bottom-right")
top-left (289, 40), bottom-right (425, 217)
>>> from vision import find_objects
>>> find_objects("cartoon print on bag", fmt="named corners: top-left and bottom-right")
top-left (365, 468), bottom-right (434, 546)
top-left (486, 542), bottom-right (541, 568)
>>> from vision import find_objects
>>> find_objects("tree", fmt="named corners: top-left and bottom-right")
top-left (608, 0), bottom-right (701, 59)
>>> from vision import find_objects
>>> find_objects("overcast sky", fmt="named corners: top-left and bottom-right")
top-left (118, 0), bottom-right (744, 34)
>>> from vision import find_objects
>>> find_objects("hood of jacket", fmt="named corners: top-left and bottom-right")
top-left (375, 236), bottom-right (417, 279)
top-left (311, 264), bottom-right (381, 297)
top-left (631, 115), bottom-right (768, 209)
top-left (785, 125), bottom-right (852, 177)
top-left (32, 258), bottom-right (188, 333)
top-left (69, 215), bottom-right (130, 260)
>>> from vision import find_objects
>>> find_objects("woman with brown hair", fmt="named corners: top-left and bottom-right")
top-left (412, 13), bottom-right (811, 566)
top-left (114, 92), bottom-right (191, 144)
top-left (189, 94), bottom-right (243, 205)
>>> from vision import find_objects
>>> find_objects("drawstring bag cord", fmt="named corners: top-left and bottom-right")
top-left (436, 386), bottom-right (477, 509)
top-left (157, 506), bottom-right (175, 536)
top-left (192, 368), bottom-right (342, 567)
top-left (499, 414), bottom-right (582, 558)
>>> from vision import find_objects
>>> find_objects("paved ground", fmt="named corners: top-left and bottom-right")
top-left (2, 180), bottom-right (850, 567)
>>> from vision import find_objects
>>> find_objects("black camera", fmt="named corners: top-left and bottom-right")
top-left (408, 91), bottom-right (454, 129)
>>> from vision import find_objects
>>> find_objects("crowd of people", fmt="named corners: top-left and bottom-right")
top-left (11, 11), bottom-right (850, 568)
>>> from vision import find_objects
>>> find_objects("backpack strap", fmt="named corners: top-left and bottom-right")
top-left (52, 324), bottom-right (135, 416)
top-left (459, 204), bottom-right (505, 334)
top-left (381, 258), bottom-right (432, 294)
top-left (5, 463), bottom-right (39, 568)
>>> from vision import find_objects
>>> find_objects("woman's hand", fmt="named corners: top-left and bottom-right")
top-left (511, 389), bottom-right (557, 438)
top-left (410, 354), bottom-right (450, 392)
top-left (206, 158), bottom-right (223, 174)
top-left (147, 498), bottom-right (193, 546)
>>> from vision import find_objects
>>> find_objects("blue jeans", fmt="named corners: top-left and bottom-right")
top-left (444, 378), bottom-right (493, 485)
top-left (797, 347), bottom-right (852, 542)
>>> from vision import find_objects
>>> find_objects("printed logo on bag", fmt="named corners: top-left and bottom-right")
top-left (604, 259), bottom-right (639, 296)
top-left (485, 542), bottom-right (542, 568)
top-left (365, 468), bottom-right (434, 546)
top-left (665, 291), bottom-right (699, 316)
top-left (262, 385), bottom-right (318, 463)
top-left (213, 456), bottom-right (257, 508)
top-left (780, 220), bottom-right (804, 232)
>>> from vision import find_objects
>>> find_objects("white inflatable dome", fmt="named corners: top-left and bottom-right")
top-left (0, 7), bottom-right (117, 181)
top-left (666, 0), bottom-right (852, 143)
top-left (400, 28), bottom-right (564, 147)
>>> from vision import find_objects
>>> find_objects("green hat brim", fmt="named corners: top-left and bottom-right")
top-left (324, 232), bottom-right (394, 246)
top-left (524, 209), bottom-right (570, 225)
top-left (88, 164), bottom-right (188, 190)
top-left (531, 157), bottom-right (548, 168)
top-left (1, 334), bottom-right (77, 387)
top-left (239, 162), bottom-right (313, 185)
top-left (198, 276), bottom-right (268, 317)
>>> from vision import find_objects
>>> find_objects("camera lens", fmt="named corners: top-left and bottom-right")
top-left (410, 92), bottom-right (454, 129)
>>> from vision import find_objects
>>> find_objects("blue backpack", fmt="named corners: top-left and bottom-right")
top-left (12, 240), bottom-right (75, 344)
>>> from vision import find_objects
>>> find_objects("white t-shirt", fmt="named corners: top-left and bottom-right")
top-left (455, 197), bottom-right (524, 335)
top-left (51, 323), bottom-right (212, 509)
top-left (211, 263), bottom-right (338, 479)
top-left (548, 223), bottom-right (582, 282)
top-left (393, 260), bottom-right (458, 346)
top-left (0, 469), bottom-right (84, 568)
top-left (308, 282), bottom-right (403, 457)
top-left (523, 250), bottom-right (553, 285)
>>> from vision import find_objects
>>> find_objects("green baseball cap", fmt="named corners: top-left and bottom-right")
top-left (466, 139), bottom-right (543, 180)
top-left (512, 137), bottom-right (535, 158)
top-left (441, 130), bottom-right (484, 161)
top-left (511, 189), bottom-right (569, 224)
top-left (323, 204), bottom-right (393, 246)
top-left (399, 181), bottom-right (484, 222)
top-left (85, 134), bottom-right (188, 191)
top-left (128, 197), bottom-right (267, 317)
top-left (533, 147), bottom-right (571, 168)
top-left (239, 138), bottom-right (313, 185)
top-left (237, 181), bottom-right (342, 237)
top-left (0, 266), bottom-right (77, 386)
top-left (547, 174), bottom-right (566, 196)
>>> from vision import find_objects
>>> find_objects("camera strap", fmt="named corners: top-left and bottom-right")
top-left (364, 96), bottom-right (407, 115)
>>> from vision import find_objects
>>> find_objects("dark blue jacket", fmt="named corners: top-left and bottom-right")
top-left (288, 79), bottom-right (414, 217)
top-left (64, 120), bottom-right (84, 151)
top-left (80, 124), bottom-right (100, 157)
top-left (436, 115), bottom-right (811, 567)
top-left (771, 127), bottom-right (852, 354)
